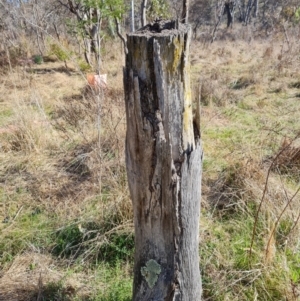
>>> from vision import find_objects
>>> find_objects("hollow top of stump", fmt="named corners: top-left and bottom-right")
top-left (130, 20), bottom-right (190, 37)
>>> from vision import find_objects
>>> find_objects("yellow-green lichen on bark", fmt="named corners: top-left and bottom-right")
top-left (141, 259), bottom-right (161, 288)
top-left (182, 63), bottom-right (194, 150)
top-left (171, 36), bottom-right (183, 73)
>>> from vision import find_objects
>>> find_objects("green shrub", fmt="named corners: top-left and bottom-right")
top-left (78, 60), bottom-right (91, 72)
top-left (50, 44), bottom-right (70, 62)
top-left (33, 55), bottom-right (43, 64)
top-left (97, 233), bottom-right (134, 264)
top-left (52, 224), bottom-right (83, 258)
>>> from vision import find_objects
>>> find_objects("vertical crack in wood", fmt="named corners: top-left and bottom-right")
top-left (151, 110), bottom-right (165, 222)
top-left (194, 85), bottom-right (201, 141)
top-left (153, 40), bottom-right (166, 120)
top-left (133, 74), bottom-right (143, 138)
top-left (125, 69), bottom-right (134, 119)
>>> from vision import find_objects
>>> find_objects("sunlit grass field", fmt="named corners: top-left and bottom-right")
top-left (0, 30), bottom-right (300, 300)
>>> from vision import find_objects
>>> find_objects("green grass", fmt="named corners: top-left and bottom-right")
top-left (0, 210), bottom-right (53, 265)
top-left (200, 198), bottom-right (300, 300)
top-left (91, 263), bottom-right (132, 301)
top-left (0, 108), bottom-right (13, 121)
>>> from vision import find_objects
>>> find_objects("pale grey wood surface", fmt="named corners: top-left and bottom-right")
top-left (124, 20), bottom-right (202, 301)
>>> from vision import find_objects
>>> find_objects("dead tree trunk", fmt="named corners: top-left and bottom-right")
top-left (124, 20), bottom-right (202, 301)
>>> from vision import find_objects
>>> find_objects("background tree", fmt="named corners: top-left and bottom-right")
top-left (224, 1), bottom-right (236, 28)
top-left (0, 0), bottom-right (68, 60)
top-left (140, 0), bottom-right (147, 26)
top-left (57, 0), bottom-right (125, 72)
top-left (182, 0), bottom-right (189, 23)
top-left (147, 0), bottom-right (171, 22)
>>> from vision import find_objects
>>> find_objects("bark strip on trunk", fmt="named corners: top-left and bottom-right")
top-left (124, 20), bottom-right (202, 301)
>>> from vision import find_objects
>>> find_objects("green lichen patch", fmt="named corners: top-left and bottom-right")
top-left (141, 259), bottom-right (161, 288)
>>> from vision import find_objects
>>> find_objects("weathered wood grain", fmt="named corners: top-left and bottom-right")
top-left (124, 20), bottom-right (202, 301)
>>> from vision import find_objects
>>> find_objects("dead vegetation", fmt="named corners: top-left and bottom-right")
top-left (0, 44), bottom-right (133, 299)
top-left (194, 30), bottom-right (300, 300)
top-left (271, 137), bottom-right (300, 180)
top-left (0, 253), bottom-right (90, 301)
top-left (0, 25), bottom-right (300, 300)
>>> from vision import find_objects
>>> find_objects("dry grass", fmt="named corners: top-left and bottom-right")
top-left (0, 43), bottom-right (132, 298)
top-left (0, 253), bottom-right (91, 301)
top-left (0, 28), bottom-right (300, 300)
top-left (272, 137), bottom-right (300, 178)
top-left (195, 32), bottom-right (300, 300)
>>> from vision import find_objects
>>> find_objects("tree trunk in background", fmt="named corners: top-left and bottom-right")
top-left (131, 0), bottom-right (135, 32)
top-left (182, 0), bottom-right (190, 23)
top-left (124, 20), bottom-right (202, 301)
top-left (254, 0), bottom-right (259, 17)
top-left (224, 1), bottom-right (236, 28)
top-left (211, 0), bottom-right (225, 43)
top-left (113, 15), bottom-right (128, 55)
top-left (141, 0), bottom-right (147, 27)
top-left (83, 37), bottom-right (92, 66)
top-left (245, 0), bottom-right (254, 24)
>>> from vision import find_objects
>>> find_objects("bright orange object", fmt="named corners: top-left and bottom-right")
top-left (87, 74), bottom-right (107, 90)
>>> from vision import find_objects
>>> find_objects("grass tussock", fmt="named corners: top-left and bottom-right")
top-left (271, 137), bottom-right (300, 181)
